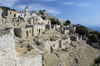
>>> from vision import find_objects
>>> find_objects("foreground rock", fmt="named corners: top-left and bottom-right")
top-left (0, 30), bottom-right (42, 66)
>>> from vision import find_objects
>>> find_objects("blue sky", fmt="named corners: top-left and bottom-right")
top-left (0, 0), bottom-right (100, 27)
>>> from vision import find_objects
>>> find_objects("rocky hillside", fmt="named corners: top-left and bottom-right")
top-left (36, 30), bottom-right (100, 66)
top-left (39, 10), bottom-right (58, 20)
top-left (34, 10), bottom-right (65, 24)
top-left (43, 40), bottom-right (100, 66)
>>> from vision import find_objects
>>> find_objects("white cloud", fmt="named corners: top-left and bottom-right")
top-left (63, 2), bottom-right (91, 7)
top-left (46, 9), bottom-right (61, 14)
top-left (0, 0), bottom-right (18, 7)
top-left (63, 2), bottom-right (74, 5)
top-left (15, 4), bottom-right (61, 15)
top-left (76, 4), bottom-right (90, 7)
top-left (40, 0), bottom-right (55, 1)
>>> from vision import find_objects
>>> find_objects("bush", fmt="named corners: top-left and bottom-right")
top-left (90, 31), bottom-right (100, 40)
top-left (51, 18), bottom-right (60, 25)
top-left (41, 16), bottom-right (45, 19)
top-left (39, 10), bottom-right (45, 15)
top-left (11, 9), bottom-right (16, 11)
top-left (65, 20), bottom-right (71, 25)
top-left (43, 10), bottom-right (45, 12)
top-left (63, 23), bottom-right (68, 26)
top-left (76, 26), bottom-right (89, 36)
top-left (0, 6), bottom-right (16, 11)
top-left (88, 34), bottom-right (98, 43)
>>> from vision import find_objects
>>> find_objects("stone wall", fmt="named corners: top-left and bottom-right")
top-left (33, 25), bottom-right (45, 36)
top-left (15, 55), bottom-right (42, 66)
top-left (5, 10), bottom-right (17, 23)
top-left (0, 8), bottom-right (3, 18)
top-left (59, 37), bottom-right (71, 49)
top-left (61, 30), bottom-right (69, 35)
top-left (0, 34), bottom-right (15, 66)
top-left (45, 38), bottom-right (71, 53)
top-left (14, 28), bottom-right (21, 38)
top-left (92, 42), bottom-right (100, 49)
top-left (38, 20), bottom-right (51, 25)
top-left (50, 40), bottom-right (59, 50)
top-left (51, 25), bottom-right (60, 30)
top-left (33, 17), bottom-right (51, 25)
top-left (70, 35), bottom-right (79, 41)
top-left (44, 39), bottom-right (59, 53)
top-left (25, 26), bottom-right (33, 38)
top-left (45, 25), bottom-right (51, 30)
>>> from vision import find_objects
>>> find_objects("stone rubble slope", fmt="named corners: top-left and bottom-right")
top-left (43, 40), bottom-right (100, 66)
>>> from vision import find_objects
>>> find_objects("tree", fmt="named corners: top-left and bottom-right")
top-left (76, 26), bottom-right (89, 36)
top-left (63, 20), bottom-right (71, 26)
top-left (43, 10), bottom-right (45, 12)
top-left (90, 31), bottom-right (100, 40)
top-left (90, 31), bottom-right (100, 35)
top-left (51, 18), bottom-right (60, 25)
top-left (88, 34), bottom-right (98, 43)
top-left (98, 34), bottom-right (100, 40)
top-left (65, 20), bottom-right (71, 25)
top-left (6, 7), bottom-right (10, 10)
top-left (39, 10), bottom-right (45, 15)
top-left (11, 9), bottom-right (16, 11)
top-left (41, 16), bottom-right (45, 19)
top-left (0, 6), bottom-right (16, 11)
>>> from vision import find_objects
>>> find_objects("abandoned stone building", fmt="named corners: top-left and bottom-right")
top-left (13, 16), bottom-right (51, 38)
top-left (44, 36), bottom-right (71, 53)
top-left (70, 34), bottom-right (82, 41)
top-left (0, 6), bottom-right (80, 54)
top-left (0, 6), bottom-right (51, 37)
top-left (0, 6), bottom-right (91, 66)
top-left (0, 28), bottom-right (42, 66)
top-left (92, 41), bottom-right (100, 49)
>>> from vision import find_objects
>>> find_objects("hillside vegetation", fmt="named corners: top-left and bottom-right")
top-left (0, 6), bottom-right (15, 11)
top-left (76, 25), bottom-right (100, 43)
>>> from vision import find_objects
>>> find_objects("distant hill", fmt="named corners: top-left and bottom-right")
top-left (0, 6), bottom-right (15, 11)
top-left (73, 24), bottom-right (94, 32)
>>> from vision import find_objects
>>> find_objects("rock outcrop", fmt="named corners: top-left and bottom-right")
top-left (0, 30), bottom-right (42, 66)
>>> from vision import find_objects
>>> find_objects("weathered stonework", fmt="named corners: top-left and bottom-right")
top-left (0, 31), bottom-right (42, 66)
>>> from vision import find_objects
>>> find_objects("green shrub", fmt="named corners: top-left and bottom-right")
top-left (65, 20), bottom-right (71, 25)
top-left (41, 16), bottom-right (45, 19)
top-left (88, 34), bottom-right (98, 43)
top-left (63, 23), bottom-right (68, 26)
top-left (51, 18), bottom-right (60, 25)
top-left (76, 26), bottom-right (89, 36)
top-left (0, 6), bottom-right (16, 11)
top-left (90, 31), bottom-right (100, 40)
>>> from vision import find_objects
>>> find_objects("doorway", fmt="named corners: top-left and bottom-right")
top-left (39, 29), bottom-right (41, 34)
top-left (26, 31), bottom-right (28, 37)
top-left (50, 46), bottom-right (53, 53)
